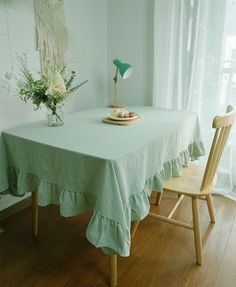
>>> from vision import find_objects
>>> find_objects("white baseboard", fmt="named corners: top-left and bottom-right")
top-left (0, 194), bottom-right (31, 221)
top-left (0, 194), bottom-right (31, 211)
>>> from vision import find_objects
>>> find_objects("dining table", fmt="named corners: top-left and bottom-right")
top-left (0, 106), bottom-right (205, 286)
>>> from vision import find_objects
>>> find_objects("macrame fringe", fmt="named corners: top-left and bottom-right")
top-left (34, 0), bottom-right (68, 71)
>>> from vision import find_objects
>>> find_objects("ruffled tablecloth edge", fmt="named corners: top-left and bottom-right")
top-left (0, 141), bottom-right (205, 256)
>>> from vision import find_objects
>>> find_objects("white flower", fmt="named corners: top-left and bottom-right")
top-left (45, 71), bottom-right (66, 97)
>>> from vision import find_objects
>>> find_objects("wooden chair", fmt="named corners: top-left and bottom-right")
top-left (149, 105), bottom-right (236, 265)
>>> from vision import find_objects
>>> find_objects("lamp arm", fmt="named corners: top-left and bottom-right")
top-left (113, 67), bottom-right (119, 104)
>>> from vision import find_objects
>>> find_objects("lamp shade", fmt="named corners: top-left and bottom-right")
top-left (113, 59), bottom-right (133, 79)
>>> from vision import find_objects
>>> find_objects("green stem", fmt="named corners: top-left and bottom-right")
top-left (55, 112), bottom-right (63, 123)
top-left (49, 104), bottom-right (63, 123)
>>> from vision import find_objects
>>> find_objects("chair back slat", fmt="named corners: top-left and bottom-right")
top-left (200, 130), bottom-right (219, 190)
top-left (200, 105), bottom-right (236, 191)
top-left (205, 127), bottom-right (231, 188)
top-left (208, 127), bottom-right (231, 182)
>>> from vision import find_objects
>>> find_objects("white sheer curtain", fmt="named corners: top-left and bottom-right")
top-left (153, 0), bottom-right (199, 110)
top-left (153, 0), bottom-right (236, 200)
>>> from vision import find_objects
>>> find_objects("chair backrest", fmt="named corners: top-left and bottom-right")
top-left (200, 105), bottom-right (236, 191)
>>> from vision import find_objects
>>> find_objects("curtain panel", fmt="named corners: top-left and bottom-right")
top-left (153, 0), bottom-right (236, 200)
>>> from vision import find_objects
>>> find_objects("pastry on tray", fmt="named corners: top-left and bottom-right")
top-left (110, 108), bottom-right (138, 120)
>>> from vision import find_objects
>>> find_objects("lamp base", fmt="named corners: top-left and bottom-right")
top-left (108, 102), bottom-right (125, 108)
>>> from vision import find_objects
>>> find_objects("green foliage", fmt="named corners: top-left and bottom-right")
top-left (10, 55), bottom-right (88, 113)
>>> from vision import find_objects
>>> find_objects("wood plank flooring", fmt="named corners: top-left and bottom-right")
top-left (0, 192), bottom-right (236, 287)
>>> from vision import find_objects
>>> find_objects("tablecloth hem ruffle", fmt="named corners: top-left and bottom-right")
top-left (0, 141), bottom-right (205, 256)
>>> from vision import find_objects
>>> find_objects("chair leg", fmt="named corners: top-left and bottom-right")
top-left (131, 221), bottom-right (140, 239)
top-left (155, 191), bottom-right (163, 205)
top-left (206, 194), bottom-right (215, 223)
top-left (32, 191), bottom-right (38, 237)
top-left (109, 255), bottom-right (117, 287)
top-left (192, 197), bottom-right (203, 265)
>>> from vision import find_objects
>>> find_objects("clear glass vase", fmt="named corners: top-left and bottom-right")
top-left (47, 104), bottom-right (64, 127)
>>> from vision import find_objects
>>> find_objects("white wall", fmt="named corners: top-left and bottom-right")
top-left (64, 0), bottom-right (108, 110)
top-left (0, 0), bottom-right (43, 130)
top-left (0, 0), bottom-right (43, 210)
top-left (107, 0), bottom-right (154, 107)
top-left (0, 0), bottom-right (154, 130)
top-left (0, 0), bottom-right (108, 210)
top-left (0, 0), bottom-right (108, 130)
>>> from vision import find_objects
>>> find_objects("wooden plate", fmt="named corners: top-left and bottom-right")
top-left (103, 116), bottom-right (143, 126)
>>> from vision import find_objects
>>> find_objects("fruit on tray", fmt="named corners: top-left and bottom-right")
top-left (111, 108), bottom-right (137, 119)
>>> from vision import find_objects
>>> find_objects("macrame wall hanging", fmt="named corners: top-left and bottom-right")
top-left (34, 0), bottom-right (68, 71)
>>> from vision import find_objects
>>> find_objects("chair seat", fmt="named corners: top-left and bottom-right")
top-left (163, 165), bottom-right (216, 196)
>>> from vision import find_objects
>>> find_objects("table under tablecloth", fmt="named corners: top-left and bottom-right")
top-left (0, 106), bottom-right (205, 256)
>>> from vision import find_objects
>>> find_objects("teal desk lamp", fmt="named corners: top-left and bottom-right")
top-left (109, 58), bottom-right (133, 108)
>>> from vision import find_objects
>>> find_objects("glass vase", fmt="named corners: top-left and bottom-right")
top-left (47, 104), bottom-right (64, 127)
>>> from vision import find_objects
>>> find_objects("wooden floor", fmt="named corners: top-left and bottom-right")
top-left (0, 192), bottom-right (236, 287)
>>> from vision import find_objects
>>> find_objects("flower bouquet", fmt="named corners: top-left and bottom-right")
top-left (5, 55), bottom-right (88, 126)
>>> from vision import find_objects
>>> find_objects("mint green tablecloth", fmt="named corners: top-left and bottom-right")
top-left (0, 107), bottom-right (205, 256)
